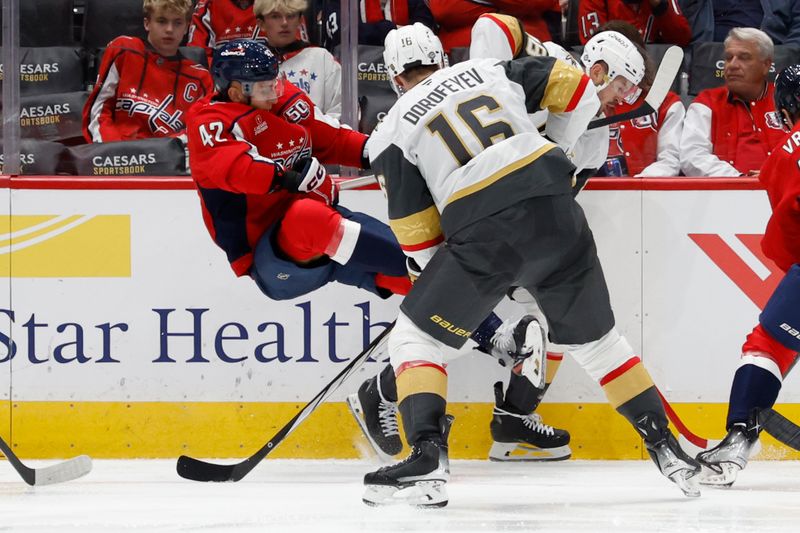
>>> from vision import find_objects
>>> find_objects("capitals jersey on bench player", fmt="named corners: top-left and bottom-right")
top-left (185, 83), bottom-right (367, 277)
top-left (83, 36), bottom-right (213, 143)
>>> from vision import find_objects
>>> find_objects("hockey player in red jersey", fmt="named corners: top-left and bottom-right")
top-left (186, 39), bottom-right (411, 300)
top-left (578, 0), bottom-right (691, 46)
top-left (427, 0), bottom-right (561, 53)
top-left (697, 64), bottom-right (800, 486)
top-left (188, 0), bottom-right (267, 63)
top-left (83, 0), bottom-right (214, 143)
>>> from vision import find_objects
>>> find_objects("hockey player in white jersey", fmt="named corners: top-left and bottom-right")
top-left (470, 13), bottom-right (645, 188)
top-left (361, 23), bottom-right (700, 507)
top-left (349, 15), bottom-right (649, 467)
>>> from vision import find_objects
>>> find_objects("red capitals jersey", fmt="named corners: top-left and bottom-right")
top-left (606, 91), bottom-right (683, 176)
top-left (760, 120), bottom-right (800, 273)
top-left (188, 0), bottom-right (266, 62)
top-left (579, 0), bottom-right (691, 46)
top-left (428, 0), bottom-right (559, 53)
top-left (83, 37), bottom-right (213, 143)
top-left (186, 84), bottom-right (367, 276)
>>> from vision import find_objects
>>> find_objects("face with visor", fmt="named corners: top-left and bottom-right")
top-left (228, 74), bottom-right (287, 110)
top-left (602, 70), bottom-right (641, 109)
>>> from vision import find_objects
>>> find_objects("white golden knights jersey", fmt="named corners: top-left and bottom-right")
top-left (469, 12), bottom-right (610, 175)
top-left (367, 56), bottom-right (599, 268)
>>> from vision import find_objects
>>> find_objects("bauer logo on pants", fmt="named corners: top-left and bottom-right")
top-left (0, 215), bottom-right (130, 277)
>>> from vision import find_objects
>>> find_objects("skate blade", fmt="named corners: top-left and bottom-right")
top-left (346, 394), bottom-right (397, 463)
top-left (488, 441), bottom-right (571, 462)
top-left (363, 481), bottom-right (448, 508)
top-left (698, 462), bottom-right (741, 488)
top-left (668, 469), bottom-right (701, 497)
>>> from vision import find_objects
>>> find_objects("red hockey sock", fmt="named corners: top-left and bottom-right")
top-left (741, 324), bottom-right (798, 376)
top-left (276, 199), bottom-right (343, 262)
top-left (375, 273), bottom-right (412, 295)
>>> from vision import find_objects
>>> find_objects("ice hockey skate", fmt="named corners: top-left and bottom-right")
top-left (347, 374), bottom-right (402, 461)
top-left (696, 422), bottom-right (760, 487)
top-left (362, 415), bottom-right (453, 508)
top-left (636, 412), bottom-right (702, 497)
top-left (479, 315), bottom-right (547, 388)
top-left (488, 382), bottom-right (571, 461)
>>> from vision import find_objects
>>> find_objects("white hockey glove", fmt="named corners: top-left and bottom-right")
top-left (274, 157), bottom-right (338, 205)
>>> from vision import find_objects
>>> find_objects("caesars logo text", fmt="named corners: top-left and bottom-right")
top-left (0, 62), bottom-right (61, 82)
top-left (93, 153), bottom-right (157, 175)
top-left (20, 103), bottom-right (70, 126)
top-left (0, 153), bottom-right (36, 174)
top-left (358, 62), bottom-right (389, 82)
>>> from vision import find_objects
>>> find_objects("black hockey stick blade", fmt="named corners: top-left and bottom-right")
top-left (759, 408), bottom-right (800, 450)
top-left (588, 45), bottom-right (684, 130)
top-left (177, 321), bottom-right (395, 482)
top-left (0, 436), bottom-right (92, 486)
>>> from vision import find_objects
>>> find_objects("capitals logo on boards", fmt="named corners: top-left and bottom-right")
top-left (0, 215), bottom-right (130, 277)
top-left (690, 233), bottom-right (781, 309)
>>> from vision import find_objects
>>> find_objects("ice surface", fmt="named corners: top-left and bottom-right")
top-left (1, 459), bottom-right (799, 532)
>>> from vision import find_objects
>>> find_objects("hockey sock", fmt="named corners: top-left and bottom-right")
top-left (396, 361), bottom-right (447, 444)
top-left (470, 312), bottom-right (503, 353)
top-left (726, 364), bottom-right (782, 428)
top-left (599, 356), bottom-right (668, 439)
top-left (332, 215), bottom-right (408, 275)
top-left (374, 273), bottom-right (412, 295)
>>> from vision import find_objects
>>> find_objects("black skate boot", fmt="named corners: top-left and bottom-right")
top-left (347, 373), bottom-right (402, 460)
top-left (635, 412), bottom-right (702, 497)
top-left (697, 413), bottom-right (760, 487)
top-left (489, 382), bottom-right (571, 461)
top-left (362, 415), bottom-right (454, 508)
top-left (478, 315), bottom-right (547, 388)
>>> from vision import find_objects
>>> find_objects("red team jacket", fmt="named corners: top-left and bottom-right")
top-left (690, 84), bottom-right (787, 174)
top-left (188, 0), bottom-right (266, 62)
top-left (760, 120), bottom-right (800, 273)
top-left (428, 0), bottom-right (559, 52)
top-left (186, 84), bottom-right (367, 276)
top-left (578, 0), bottom-right (691, 45)
top-left (83, 37), bottom-right (214, 143)
top-left (606, 91), bottom-right (683, 175)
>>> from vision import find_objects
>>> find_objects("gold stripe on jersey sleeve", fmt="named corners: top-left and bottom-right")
top-left (490, 13), bottom-right (524, 56)
top-left (445, 142), bottom-right (555, 205)
top-left (389, 205), bottom-right (443, 248)
top-left (541, 60), bottom-right (585, 113)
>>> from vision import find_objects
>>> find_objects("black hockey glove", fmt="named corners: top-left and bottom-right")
top-left (274, 157), bottom-right (338, 205)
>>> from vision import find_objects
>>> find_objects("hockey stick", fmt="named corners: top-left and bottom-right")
top-left (656, 388), bottom-right (714, 449)
top-left (588, 46), bottom-right (684, 130)
top-left (176, 321), bottom-right (395, 482)
top-left (758, 408), bottom-right (800, 450)
top-left (337, 175), bottom-right (377, 191)
top-left (0, 436), bottom-right (92, 486)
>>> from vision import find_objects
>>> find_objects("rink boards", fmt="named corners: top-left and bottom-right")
top-left (0, 176), bottom-right (798, 460)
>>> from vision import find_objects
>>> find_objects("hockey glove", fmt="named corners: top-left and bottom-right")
top-left (275, 157), bottom-right (338, 206)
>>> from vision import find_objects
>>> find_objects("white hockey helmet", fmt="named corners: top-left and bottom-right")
top-left (580, 31), bottom-right (645, 90)
top-left (383, 23), bottom-right (446, 95)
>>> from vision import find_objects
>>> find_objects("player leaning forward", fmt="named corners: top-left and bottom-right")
top-left (361, 23), bottom-right (701, 507)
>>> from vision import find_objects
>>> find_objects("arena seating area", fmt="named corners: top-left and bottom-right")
top-left (2, 0), bottom-right (798, 175)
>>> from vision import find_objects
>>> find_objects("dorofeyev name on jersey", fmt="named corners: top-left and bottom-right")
top-left (402, 68), bottom-right (485, 125)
